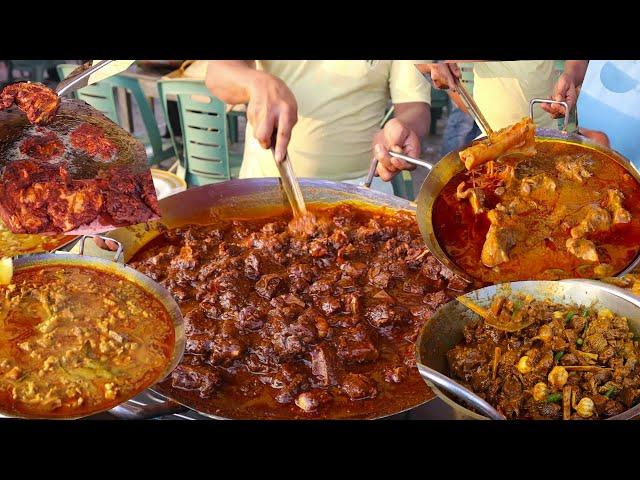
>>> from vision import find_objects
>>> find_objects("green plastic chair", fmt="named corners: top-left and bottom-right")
top-left (9, 60), bottom-right (64, 84)
top-left (157, 79), bottom-right (242, 186)
top-left (56, 64), bottom-right (174, 166)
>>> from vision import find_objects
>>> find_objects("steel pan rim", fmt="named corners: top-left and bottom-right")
top-left (111, 178), bottom-right (436, 420)
top-left (0, 253), bottom-right (185, 420)
top-left (415, 279), bottom-right (640, 421)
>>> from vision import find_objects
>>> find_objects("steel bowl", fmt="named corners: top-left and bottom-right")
top-left (0, 251), bottom-right (185, 420)
top-left (415, 129), bottom-right (640, 283)
top-left (415, 279), bottom-right (640, 420)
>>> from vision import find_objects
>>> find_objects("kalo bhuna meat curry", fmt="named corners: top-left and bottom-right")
top-left (130, 203), bottom-right (468, 419)
top-left (447, 294), bottom-right (640, 419)
top-left (0, 265), bottom-right (175, 418)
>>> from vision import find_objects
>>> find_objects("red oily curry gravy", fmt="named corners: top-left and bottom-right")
top-left (433, 141), bottom-right (640, 284)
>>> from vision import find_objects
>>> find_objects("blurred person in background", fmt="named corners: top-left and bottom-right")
top-left (418, 61), bottom-right (559, 131)
top-left (439, 62), bottom-right (481, 156)
top-left (205, 60), bottom-right (431, 195)
top-left (542, 60), bottom-right (640, 163)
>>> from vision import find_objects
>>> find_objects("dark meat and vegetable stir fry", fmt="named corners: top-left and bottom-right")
top-left (447, 294), bottom-right (640, 419)
top-left (130, 203), bottom-right (468, 419)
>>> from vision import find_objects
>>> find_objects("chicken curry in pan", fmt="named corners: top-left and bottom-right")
top-left (433, 120), bottom-right (640, 284)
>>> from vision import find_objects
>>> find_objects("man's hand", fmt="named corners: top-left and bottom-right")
top-left (579, 127), bottom-right (610, 148)
top-left (541, 72), bottom-right (577, 118)
top-left (246, 72), bottom-right (298, 162)
top-left (373, 118), bottom-right (421, 181)
top-left (418, 62), bottom-right (461, 90)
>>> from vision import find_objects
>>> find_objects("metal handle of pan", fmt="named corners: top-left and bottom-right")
top-left (109, 398), bottom-right (189, 420)
top-left (417, 364), bottom-right (506, 420)
top-left (362, 152), bottom-right (433, 189)
top-left (78, 235), bottom-right (124, 263)
top-left (530, 98), bottom-right (570, 132)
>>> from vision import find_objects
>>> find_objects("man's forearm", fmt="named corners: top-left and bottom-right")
top-left (564, 60), bottom-right (589, 87)
top-left (205, 60), bottom-right (258, 104)
top-left (393, 102), bottom-right (430, 140)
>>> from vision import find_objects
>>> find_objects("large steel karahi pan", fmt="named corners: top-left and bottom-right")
top-left (366, 102), bottom-right (640, 284)
top-left (415, 279), bottom-right (640, 420)
top-left (107, 178), bottom-right (431, 420)
top-left (0, 238), bottom-right (186, 419)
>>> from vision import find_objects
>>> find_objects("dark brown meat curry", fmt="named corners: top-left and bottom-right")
top-left (130, 203), bottom-right (468, 419)
top-left (447, 294), bottom-right (640, 419)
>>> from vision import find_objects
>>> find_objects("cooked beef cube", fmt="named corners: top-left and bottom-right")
top-left (423, 290), bottom-right (449, 310)
top-left (270, 364), bottom-right (308, 404)
top-left (339, 261), bottom-right (368, 279)
top-left (384, 366), bottom-right (408, 384)
top-left (317, 296), bottom-right (341, 315)
top-left (447, 275), bottom-right (470, 292)
top-left (365, 303), bottom-right (408, 327)
top-left (185, 335), bottom-right (213, 354)
top-left (308, 278), bottom-right (333, 295)
top-left (237, 305), bottom-right (265, 331)
top-left (184, 307), bottom-right (216, 336)
top-left (311, 344), bottom-right (338, 386)
top-left (244, 253), bottom-right (261, 280)
top-left (403, 279), bottom-right (425, 295)
top-left (420, 256), bottom-right (442, 281)
top-left (367, 265), bottom-right (390, 289)
top-left (340, 373), bottom-right (378, 400)
top-left (336, 325), bottom-right (379, 363)
top-left (271, 308), bottom-right (322, 357)
top-left (171, 364), bottom-right (223, 398)
top-left (295, 390), bottom-right (331, 412)
top-left (309, 239), bottom-right (329, 257)
top-left (207, 337), bottom-right (245, 366)
top-left (255, 274), bottom-right (283, 299)
top-left (329, 229), bottom-right (349, 249)
top-left (447, 346), bottom-right (487, 381)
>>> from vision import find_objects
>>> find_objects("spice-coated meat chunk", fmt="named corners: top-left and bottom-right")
top-left (171, 364), bottom-right (223, 398)
top-left (0, 82), bottom-right (60, 124)
top-left (340, 373), bottom-right (378, 400)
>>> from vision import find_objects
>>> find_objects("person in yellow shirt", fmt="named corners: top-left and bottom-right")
top-left (205, 61), bottom-right (431, 194)
top-left (418, 61), bottom-right (558, 132)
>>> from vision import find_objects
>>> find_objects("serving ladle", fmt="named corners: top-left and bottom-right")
top-left (456, 295), bottom-right (536, 332)
top-left (417, 363), bottom-right (506, 420)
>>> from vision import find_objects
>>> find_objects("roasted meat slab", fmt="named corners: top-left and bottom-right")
top-left (0, 98), bottom-right (160, 234)
top-left (0, 82), bottom-right (60, 125)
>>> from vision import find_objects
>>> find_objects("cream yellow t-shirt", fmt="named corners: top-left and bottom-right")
top-left (472, 61), bottom-right (558, 131)
top-left (239, 60), bottom-right (431, 181)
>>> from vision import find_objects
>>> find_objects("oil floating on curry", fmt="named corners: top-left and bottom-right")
top-left (0, 265), bottom-right (175, 418)
top-left (433, 118), bottom-right (640, 283)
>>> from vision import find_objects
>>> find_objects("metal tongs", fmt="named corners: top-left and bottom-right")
top-left (270, 133), bottom-right (307, 218)
top-left (452, 75), bottom-right (493, 135)
top-left (55, 60), bottom-right (134, 97)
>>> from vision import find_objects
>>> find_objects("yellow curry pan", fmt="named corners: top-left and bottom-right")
top-left (0, 242), bottom-right (185, 420)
